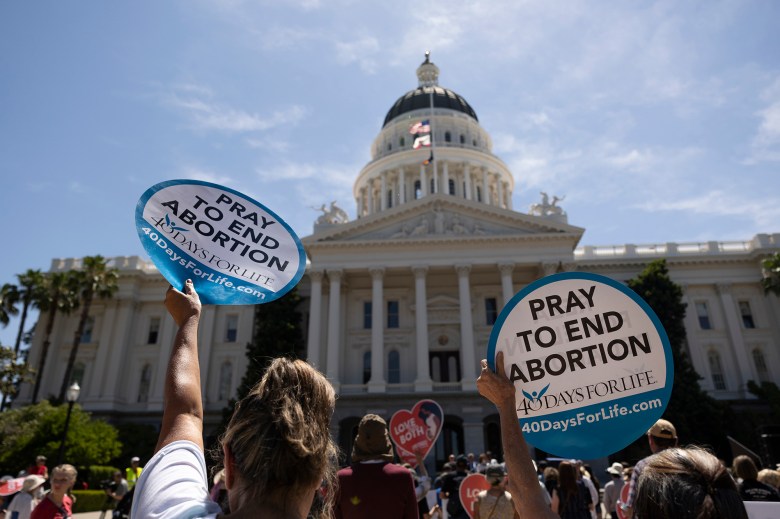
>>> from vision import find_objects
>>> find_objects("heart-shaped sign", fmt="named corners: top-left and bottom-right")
top-left (616, 479), bottom-right (631, 519)
top-left (459, 473), bottom-right (491, 519)
top-left (389, 399), bottom-right (443, 467)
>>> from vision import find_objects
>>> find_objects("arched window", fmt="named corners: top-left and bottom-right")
top-left (434, 418), bottom-right (464, 467)
top-left (445, 131), bottom-right (451, 142)
top-left (363, 351), bottom-right (371, 384)
top-left (414, 180), bottom-right (422, 200)
top-left (218, 361), bottom-right (233, 401)
top-left (472, 139), bottom-right (477, 147)
top-left (430, 178), bottom-right (435, 194)
top-left (387, 350), bottom-right (400, 384)
top-left (708, 350), bottom-right (726, 390)
top-left (752, 349), bottom-right (770, 383)
top-left (387, 189), bottom-right (394, 209)
top-left (71, 362), bottom-right (85, 385)
top-left (460, 134), bottom-right (466, 144)
top-left (138, 364), bottom-right (152, 403)
top-left (476, 186), bottom-right (482, 202)
top-left (399, 137), bottom-right (405, 147)
top-left (448, 179), bottom-right (455, 195)
top-left (387, 142), bottom-right (392, 151)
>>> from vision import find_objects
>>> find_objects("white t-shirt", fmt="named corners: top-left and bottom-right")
top-left (130, 440), bottom-right (222, 519)
top-left (6, 491), bottom-right (37, 519)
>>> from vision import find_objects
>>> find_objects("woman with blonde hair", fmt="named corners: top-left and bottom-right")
top-left (30, 465), bottom-right (77, 519)
top-left (131, 280), bottom-right (338, 519)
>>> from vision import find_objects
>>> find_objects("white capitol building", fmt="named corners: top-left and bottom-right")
top-left (16, 55), bottom-right (780, 464)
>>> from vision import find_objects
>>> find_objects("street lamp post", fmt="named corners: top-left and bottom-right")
top-left (56, 382), bottom-right (80, 466)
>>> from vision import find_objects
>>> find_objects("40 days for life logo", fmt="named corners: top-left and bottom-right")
top-left (135, 180), bottom-right (306, 305)
top-left (488, 272), bottom-right (674, 459)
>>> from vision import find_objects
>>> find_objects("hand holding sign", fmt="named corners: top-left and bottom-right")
top-left (488, 272), bottom-right (673, 459)
top-left (389, 399), bottom-right (443, 467)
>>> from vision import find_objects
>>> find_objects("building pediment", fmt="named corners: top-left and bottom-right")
top-left (302, 194), bottom-right (583, 246)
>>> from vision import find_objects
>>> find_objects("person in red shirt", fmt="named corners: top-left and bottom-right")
top-left (30, 465), bottom-right (76, 519)
top-left (27, 456), bottom-right (48, 479)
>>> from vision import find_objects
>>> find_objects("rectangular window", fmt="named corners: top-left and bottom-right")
top-left (363, 302), bottom-right (372, 329)
top-left (147, 317), bottom-right (160, 344)
top-left (387, 300), bottom-right (399, 328)
top-left (708, 351), bottom-right (726, 390)
top-left (485, 297), bottom-right (498, 325)
top-left (430, 351), bottom-right (461, 383)
top-left (739, 301), bottom-right (755, 329)
top-left (225, 315), bottom-right (238, 343)
top-left (80, 317), bottom-right (94, 343)
top-left (696, 302), bottom-right (711, 330)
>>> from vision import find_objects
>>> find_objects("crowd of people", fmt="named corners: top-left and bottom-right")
top-left (4, 280), bottom-right (780, 518)
top-left (0, 456), bottom-right (143, 519)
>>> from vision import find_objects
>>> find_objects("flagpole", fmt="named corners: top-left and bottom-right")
top-left (426, 50), bottom-right (436, 192)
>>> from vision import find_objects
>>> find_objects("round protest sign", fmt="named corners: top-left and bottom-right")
top-left (136, 180), bottom-right (306, 305)
top-left (389, 399), bottom-right (444, 467)
top-left (488, 272), bottom-right (673, 459)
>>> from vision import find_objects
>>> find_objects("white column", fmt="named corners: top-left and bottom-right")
top-left (367, 181), bottom-right (375, 215)
top-left (464, 164), bottom-right (472, 200)
top-left (716, 283), bottom-right (753, 395)
top-left (198, 306), bottom-right (217, 401)
top-left (456, 265), bottom-right (477, 391)
top-left (380, 174), bottom-right (388, 211)
top-left (499, 263), bottom-right (515, 305)
top-left (399, 168), bottom-right (406, 204)
top-left (420, 165), bottom-right (427, 196)
top-left (368, 268), bottom-right (386, 392)
top-left (432, 161), bottom-right (438, 193)
top-left (443, 162), bottom-right (450, 195)
top-left (413, 266), bottom-right (433, 391)
top-left (85, 301), bottom-right (118, 402)
top-left (326, 269), bottom-right (343, 390)
top-left (103, 300), bottom-right (135, 401)
top-left (496, 175), bottom-right (504, 208)
top-left (680, 285), bottom-right (711, 390)
top-left (482, 168), bottom-right (489, 205)
top-left (306, 270), bottom-right (324, 368)
top-left (149, 313), bottom-right (176, 407)
top-left (357, 189), bottom-right (364, 218)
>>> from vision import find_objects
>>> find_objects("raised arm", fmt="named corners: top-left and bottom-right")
top-left (476, 351), bottom-right (556, 519)
top-left (156, 279), bottom-right (204, 452)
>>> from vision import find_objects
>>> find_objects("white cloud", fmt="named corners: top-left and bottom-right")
top-left (161, 85), bottom-right (307, 133)
top-left (634, 190), bottom-right (780, 228)
top-left (335, 36), bottom-right (381, 74)
top-left (179, 166), bottom-right (235, 186)
top-left (746, 78), bottom-right (780, 163)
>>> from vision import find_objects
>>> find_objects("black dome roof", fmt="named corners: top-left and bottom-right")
top-left (383, 85), bottom-right (478, 128)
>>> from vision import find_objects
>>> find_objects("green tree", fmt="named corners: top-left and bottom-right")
top-left (32, 271), bottom-right (81, 403)
top-left (10, 270), bottom-right (46, 356)
top-left (0, 400), bottom-right (122, 473)
top-left (761, 252), bottom-right (780, 296)
top-left (626, 260), bottom-right (726, 452)
top-left (59, 256), bottom-right (118, 401)
top-left (220, 287), bottom-right (304, 430)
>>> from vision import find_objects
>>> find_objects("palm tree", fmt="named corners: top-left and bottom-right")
top-left (0, 270), bottom-right (45, 410)
top-left (0, 283), bottom-right (20, 327)
top-left (59, 256), bottom-right (118, 401)
top-left (10, 270), bottom-right (45, 355)
top-left (32, 271), bottom-right (81, 403)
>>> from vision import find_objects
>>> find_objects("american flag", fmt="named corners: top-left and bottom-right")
top-left (409, 120), bottom-right (431, 134)
top-left (413, 134), bottom-right (431, 149)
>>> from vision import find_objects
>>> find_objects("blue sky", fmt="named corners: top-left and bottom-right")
top-left (1, 0), bottom-right (779, 347)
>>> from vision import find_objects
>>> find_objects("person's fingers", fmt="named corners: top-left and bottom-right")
top-left (496, 351), bottom-right (506, 379)
top-left (481, 359), bottom-right (488, 371)
top-left (183, 279), bottom-right (194, 294)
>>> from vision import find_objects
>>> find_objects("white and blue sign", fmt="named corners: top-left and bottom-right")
top-left (136, 180), bottom-right (306, 305)
top-left (488, 272), bottom-right (673, 459)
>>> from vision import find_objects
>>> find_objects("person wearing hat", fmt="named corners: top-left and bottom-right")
top-left (619, 418), bottom-right (678, 519)
top-left (440, 454), bottom-right (471, 519)
top-left (333, 414), bottom-right (418, 519)
top-left (473, 464), bottom-right (514, 519)
top-left (602, 463), bottom-right (625, 519)
top-left (125, 457), bottom-right (142, 488)
top-left (5, 475), bottom-right (46, 519)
